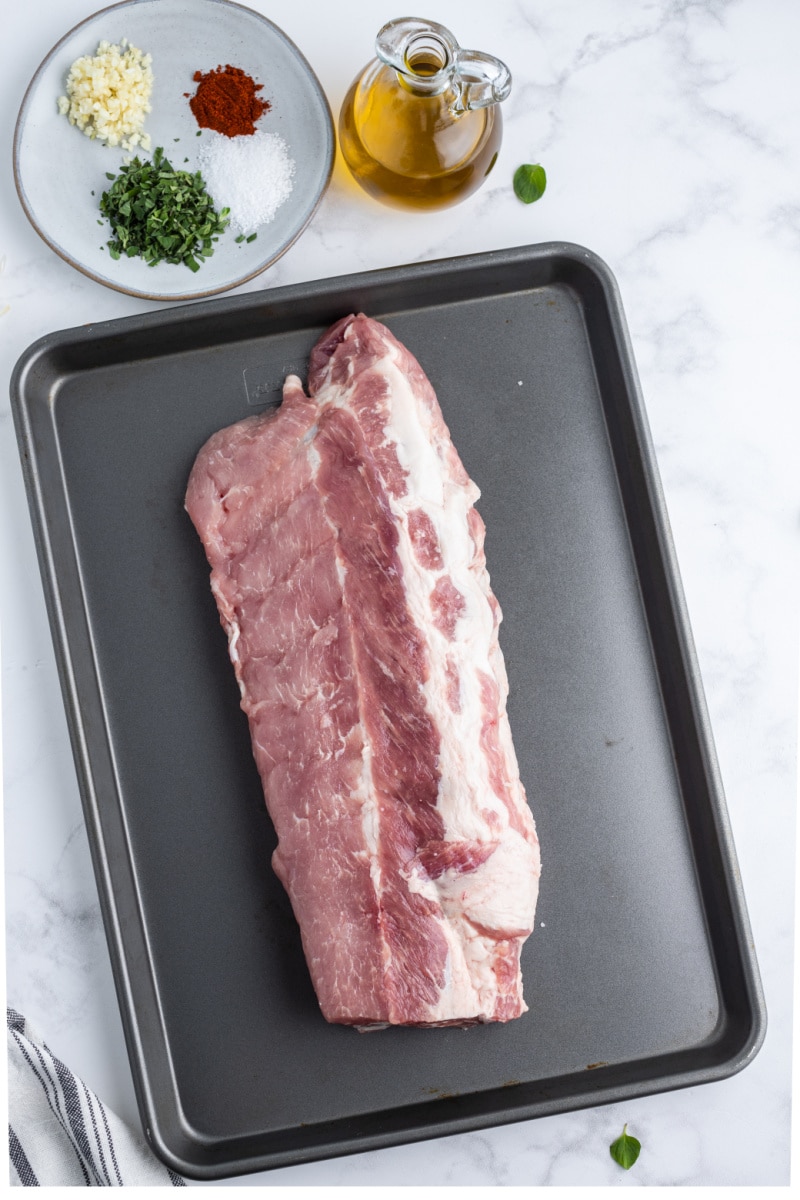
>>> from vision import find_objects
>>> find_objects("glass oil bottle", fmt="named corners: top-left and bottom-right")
top-left (338, 17), bottom-right (512, 212)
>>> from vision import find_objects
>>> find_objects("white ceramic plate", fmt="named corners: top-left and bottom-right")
top-left (14, 0), bottom-right (334, 300)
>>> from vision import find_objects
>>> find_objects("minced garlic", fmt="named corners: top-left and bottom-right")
top-left (57, 39), bottom-right (153, 151)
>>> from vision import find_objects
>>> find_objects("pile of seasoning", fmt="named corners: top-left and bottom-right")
top-left (189, 64), bottom-right (270, 137)
top-left (188, 62), bottom-right (295, 234)
top-left (197, 130), bottom-right (295, 235)
top-left (57, 38), bottom-right (153, 150)
top-left (100, 147), bottom-right (229, 271)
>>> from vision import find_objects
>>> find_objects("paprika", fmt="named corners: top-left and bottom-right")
top-left (189, 65), bottom-right (270, 137)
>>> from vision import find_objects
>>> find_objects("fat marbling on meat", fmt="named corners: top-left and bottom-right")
top-left (185, 314), bottom-right (541, 1027)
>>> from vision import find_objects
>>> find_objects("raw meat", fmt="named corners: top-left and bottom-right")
top-left (185, 314), bottom-right (541, 1027)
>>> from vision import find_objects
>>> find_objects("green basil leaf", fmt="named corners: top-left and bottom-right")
top-left (609, 1124), bottom-right (641, 1170)
top-left (513, 163), bottom-right (547, 204)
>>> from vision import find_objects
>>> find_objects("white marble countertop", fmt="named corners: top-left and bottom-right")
top-left (1, 0), bottom-right (796, 1187)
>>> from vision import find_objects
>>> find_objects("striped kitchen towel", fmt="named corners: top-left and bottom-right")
top-left (7, 1008), bottom-right (184, 1187)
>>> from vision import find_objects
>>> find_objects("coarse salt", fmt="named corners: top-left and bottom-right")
top-left (197, 129), bottom-right (295, 235)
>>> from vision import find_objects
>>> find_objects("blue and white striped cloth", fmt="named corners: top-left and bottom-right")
top-left (7, 1008), bottom-right (184, 1187)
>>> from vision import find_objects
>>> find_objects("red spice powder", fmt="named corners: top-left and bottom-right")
top-left (189, 64), bottom-right (271, 137)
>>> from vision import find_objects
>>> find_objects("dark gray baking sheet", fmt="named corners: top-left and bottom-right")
top-left (10, 243), bottom-right (765, 1179)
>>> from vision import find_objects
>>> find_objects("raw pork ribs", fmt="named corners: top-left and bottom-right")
top-left (185, 314), bottom-right (541, 1027)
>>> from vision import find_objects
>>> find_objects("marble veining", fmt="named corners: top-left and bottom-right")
top-left (2, 0), bottom-right (796, 1186)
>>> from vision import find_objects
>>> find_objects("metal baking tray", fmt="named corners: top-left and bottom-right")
top-left (10, 243), bottom-right (766, 1179)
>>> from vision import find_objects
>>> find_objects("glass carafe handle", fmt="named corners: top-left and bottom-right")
top-left (451, 49), bottom-right (512, 114)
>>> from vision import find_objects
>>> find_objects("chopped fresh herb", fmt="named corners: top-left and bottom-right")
top-left (99, 146), bottom-right (229, 271)
top-left (235, 234), bottom-right (245, 243)
top-left (610, 1124), bottom-right (641, 1170)
top-left (105, 172), bottom-right (116, 180)
top-left (184, 157), bottom-right (189, 163)
top-left (246, 232), bottom-right (257, 243)
top-left (174, 137), bottom-right (180, 142)
top-left (196, 129), bottom-right (202, 136)
top-left (513, 163), bottom-right (547, 204)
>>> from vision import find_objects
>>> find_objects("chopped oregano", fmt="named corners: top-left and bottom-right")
top-left (246, 232), bottom-right (257, 243)
top-left (99, 146), bottom-right (229, 271)
top-left (513, 163), bottom-right (547, 204)
top-left (235, 234), bottom-right (245, 243)
top-left (609, 1124), bottom-right (641, 1170)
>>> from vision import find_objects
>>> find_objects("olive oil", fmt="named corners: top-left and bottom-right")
top-left (338, 21), bottom-right (509, 212)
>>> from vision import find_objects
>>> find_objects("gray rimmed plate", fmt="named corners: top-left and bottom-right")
top-left (13, 0), bottom-right (334, 301)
